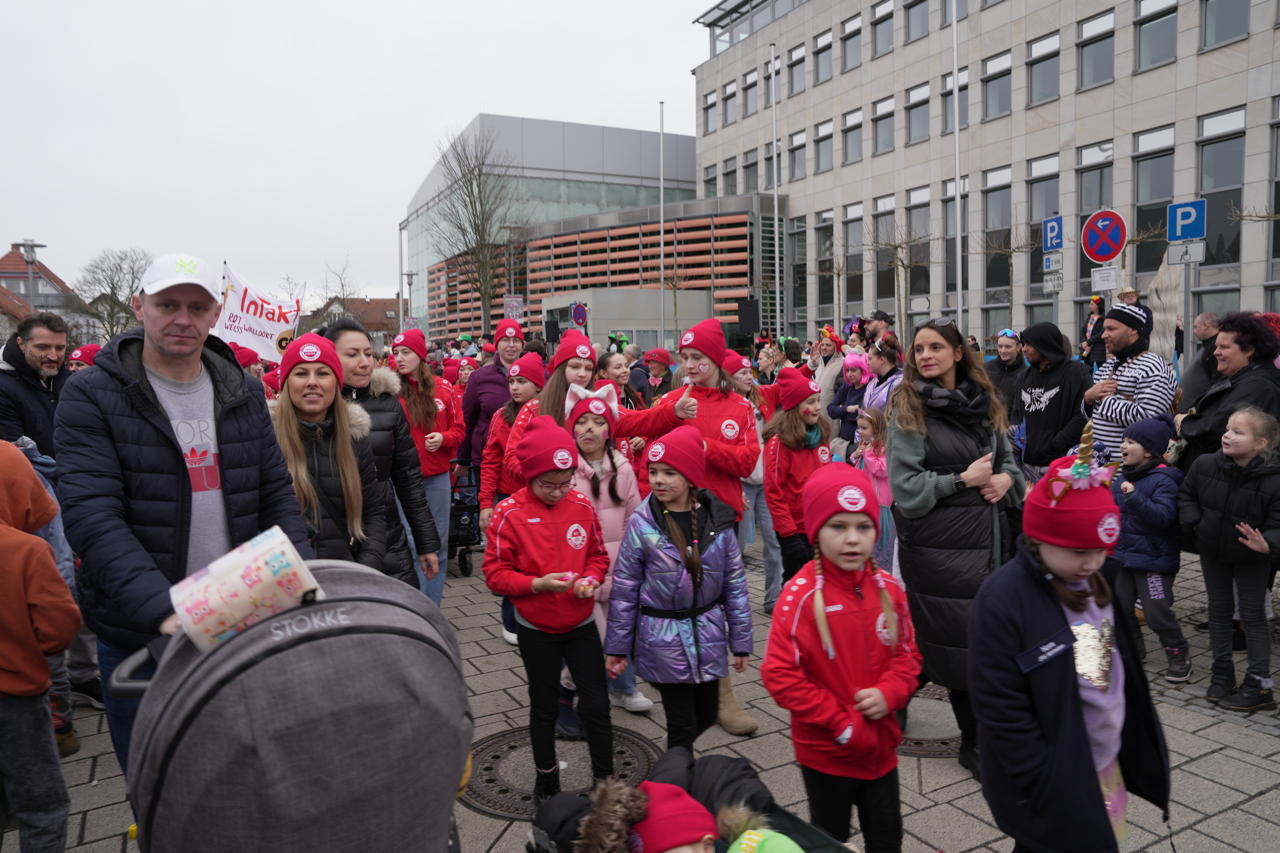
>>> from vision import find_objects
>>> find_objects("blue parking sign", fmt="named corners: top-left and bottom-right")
top-left (1042, 215), bottom-right (1064, 252)
top-left (1166, 200), bottom-right (1206, 242)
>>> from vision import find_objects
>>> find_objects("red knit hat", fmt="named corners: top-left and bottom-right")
top-left (721, 352), bottom-right (753, 375)
top-left (803, 464), bottom-right (881, 542)
top-left (481, 342), bottom-right (495, 354)
top-left (1023, 424), bottom-right (1121, 551)
top-left (645, 425), bottom-right (705, 487)
top-left (234, 346), bottom-right (260, 369)
top-left (678, 318), bottom-right (727, 368)
top-left (776, 366), bottom-right (821, 411)
top-left (507, 352), bottom-right (548, 389)
top-left (262, 368), bottom-right (282, 395)
top-left (443, 365), bottom-right (459, 385)
top-left (551, 330), bottom-right (595, 371)
top-left (643, 348), bottom-right (674, 368)
top-left (516, 415), bottom-right (578, 480)
top-left (565, 383), bottom-right (618, 434)
top-left (280, 333), bottom-right (344, 387)
top-left (391, 328), bottom-right (428, 362)
top-left (628, 782), bottom-right (717, 853)
top-left (494, 318), bottom-right (524, 342)
top-left (68, 343), bottom-right (100, 366)
top-left (459, 357), bottom-right (478, 370)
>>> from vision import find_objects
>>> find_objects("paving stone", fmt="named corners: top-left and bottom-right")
top-left (1168, 767), bottom-right (1249, 813)
top-left (81, 802), bottom-right (135, 843)
top-left (1158, 726), bottom-right (1221, 759)
top-left (468, 689), bottom-right (522, 717)
top-left (1155, 702), bottom-right (1220, 734)
top-left (453, 803), bottom-right (510, 851)
top-left (1240, 787), bottom-right (1280, 821)
top-left (918, 755), bottom-right (977, 795)
top-left (61, 756), bottom-right (95, 788)
top-left (901, 803), bottom-right (1003, 851)
top-left (67, 776), bottom-right (128, 813)
top-left (1128, 795), bottom-right (1202, 835)
top-left (453, 626), bottom-right (494, 644)
top-left (1196, 720), bottom-right (1280, 753)
top-left (1159, 829), bottom-right (1249, 852)
top-left (93, 753), bottom-right (122, 782)
top-left (757, 763), bottom-right (807, 810)
top-left (950, 788), bottom-right (997, 824)
top-left (1181, 750), bottom-right (1280, 794)
top-left (66, 840), bottom-right (125, 853)
top-left (1194, 809), bottom-right (1280, 851)
top-left (471, 651), bottom-right (524, 673)
top-left (728, 732), bottom-right (797, 770)
top-left (464, 668), bottom-right (524, 694)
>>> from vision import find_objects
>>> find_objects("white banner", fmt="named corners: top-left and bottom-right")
top-left (216, 264), bottom-right (305, 360)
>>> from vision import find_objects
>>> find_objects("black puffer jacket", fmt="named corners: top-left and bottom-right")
top-left (273, 399), bottom-right (388, 572)
top-left (342, 366), bottom-right (439, 585)
top-left (54, 329), bottom-right (312, 651)
top-left (0, 333), bottom-right (69, 457)
top-left (1178, 362), bottom-right (1280, 472)
top-left (1179, 451), bottom-right (1280, 567)
top-left (888, 383), bottom-right (1022, 690)
top-left (984, 354), bottom-right (1025, 423)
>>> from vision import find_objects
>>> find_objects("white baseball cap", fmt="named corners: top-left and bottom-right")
top-left (137, 253), bottom-right (221, 301)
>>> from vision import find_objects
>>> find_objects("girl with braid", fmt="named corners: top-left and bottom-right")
top-left (761, 465), bottom-right (921, 851)
top-left (605, 425), bottom-right (753, 751)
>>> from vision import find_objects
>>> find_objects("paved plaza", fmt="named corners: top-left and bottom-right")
top-left (7, 550), bottom-right (1280, 853)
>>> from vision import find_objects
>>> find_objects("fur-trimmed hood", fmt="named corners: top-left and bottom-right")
top-left (368, 365), bottom-right (402, 398)
top-left (266, 396), bottom-right (371, 440)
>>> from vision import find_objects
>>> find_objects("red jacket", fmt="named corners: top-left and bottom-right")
top-left (502, 396), bottom-right (679, 490)
top-left (763, 436), bottom-right (832, 538)
top-left (479, 408), bottom-right (524, 507)
top-left (482, 488), bottom-right (610, 633)
top-left (656, 385), bottom-right (758, 520)
top-left (756, 384), bottom-right (779, 423)
top-left (401, 378), bottom-right (465, 477)
top-left (761, 558), bottom-right (922, 779)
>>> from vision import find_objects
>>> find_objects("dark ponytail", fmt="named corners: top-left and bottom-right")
top-left (1026, 539), bottom-right (1113, 611)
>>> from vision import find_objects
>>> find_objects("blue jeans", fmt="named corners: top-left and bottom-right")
top-left (609, 658), bottom-right (637, 693)
top-left (740, 482), bottom-right (783, 608)
top-left (419, 472), bottom-right (451, 604)
top-left (97, 640), bottom-right (156, 773)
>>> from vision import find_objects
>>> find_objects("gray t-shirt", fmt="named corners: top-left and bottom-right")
top-left (146, 366), bottom-right (232, 574)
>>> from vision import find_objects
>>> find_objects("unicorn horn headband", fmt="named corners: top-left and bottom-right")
top-left (1044, 420), bottom-right (1117, 504)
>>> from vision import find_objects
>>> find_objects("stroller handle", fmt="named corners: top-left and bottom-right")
top-left (107, 635), bottom-right (171, 700)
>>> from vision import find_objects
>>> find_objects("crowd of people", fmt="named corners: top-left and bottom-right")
top-left (2, 251), bottom-right (1279, 852)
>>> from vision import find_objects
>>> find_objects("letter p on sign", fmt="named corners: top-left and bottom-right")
top-left (1166, 200), bottom-right (1206, 242)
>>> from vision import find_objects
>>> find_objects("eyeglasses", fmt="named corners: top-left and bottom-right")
top-left (997, 328), bottom-right (1019, 341)
top-left (532, 476), bottom-right (575, 493)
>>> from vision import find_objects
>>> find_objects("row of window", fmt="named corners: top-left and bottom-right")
top-left (703, 0), bottom-right (1254, 135)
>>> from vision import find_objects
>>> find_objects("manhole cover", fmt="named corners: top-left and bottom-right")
top-left (896, 683), bottom-right (961, 758)
top-left (916, 683), bottom-right (949, 701)
top-left (460, 727), bottom-right (662, 820)
top-left (897, 734), bottom-right (962, 758)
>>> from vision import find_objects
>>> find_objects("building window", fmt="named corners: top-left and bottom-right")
top-left (1078, 142), bottom-right (1114, 284)
top-left (722, 82), bottom-right (737, 126)
top-left (742, 70), bottom-right (759, 117)
top-left (743, 149), bottom-right (759, 193)
top-left (1027, 155), bottom-right (1060, 294)
top-left (842, 15), bottom-right (863, 71)
top-left (789, 216), bottom-right (808, 322)
top-left (982, 52), bottom-right (1012, 120)
top-left (1136, 0), bottom-right (1177, 70)
top-left (814, 31), bottom-right (833, 85)
top-left (1027, 33), bottom-right (1060, 106)
top-left (1133, 150), bottom-right (1173, 273)
top-left (942, 70), bottom-right (969, 133)
top-left (764, 142), bottom-right (776, 190)
top-left (704, 164), bottom-right (717, 198)
top-left (764, 57), bottom-right (780, 107)
top-left (789, 130), bottom-right (807, 181)
top-left (1202, 0), bottom-right (1249, 49)
top-left (703, 92), bottom-right (717, 135)
top-left (814, 121), bottom-right (834, 173)
top-left (983, 168), bottom-right (1013, 299)
top-left (874, 206), bottom-right (897, 302)
top-left (1199, 108), bottom-right (1246, 267)
top-left (873, 97), bottom-right (895, 155)
top-left (723, 156), bottom-right (738, 196)
top-left (842, 109), bottom-right (864, 164)
top-left (1078, 11), bottom-right (1115, 91)
top-left (788, 45), bottom-right (806, 96)
top-left (942, 0), bottom-right (969, 25)
top-left (944, 178), bottom-right (971, 299)
top-left (906, 84), bottom-right (930, 144)
top-left (872, 0), bottom-right (894, 58)
top-left (844, 203), bottom-right (865, 316)
top-left (905, 0), bottom-right (929, 42)
top-left (907, 187), bottom-right (931, 297)
top-left (1272, 114), bottom-right (1280, 278)
top-left (816, 211), bottom-right (835, 320)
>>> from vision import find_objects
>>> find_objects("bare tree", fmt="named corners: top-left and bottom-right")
top-left (321, 255), bottom-right (360, 307)
top-left (432, 130), bottom-right (519, 336)
top-left (72, 248), bottom-right (152, 339)
top-left (863, 221), bottom-right (932, 329)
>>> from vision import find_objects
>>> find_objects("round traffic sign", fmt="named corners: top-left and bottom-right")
top-left (570, 303), bottom-right (588, 327)
top-left (1081, 209), bottom-right (1128, 265)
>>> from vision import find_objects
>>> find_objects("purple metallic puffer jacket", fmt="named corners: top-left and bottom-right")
top-left (604, 492), bottom-right (753, 684)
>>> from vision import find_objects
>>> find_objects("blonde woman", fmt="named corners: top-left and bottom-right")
top-left (271, 333), bottom-right (386, 569)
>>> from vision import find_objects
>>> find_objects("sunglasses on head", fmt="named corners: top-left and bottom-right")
top-left (997, 328), bottom-right (1019, 341)
top-left (913, 317), bottom-right (957, 332)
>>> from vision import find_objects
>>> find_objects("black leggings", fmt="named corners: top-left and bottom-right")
top-left (800, 764), bottom-right (902, 851)
top-left (516, 622), bottom-right (614, 780)
top-left (653, 681), bottom-right (719, 751)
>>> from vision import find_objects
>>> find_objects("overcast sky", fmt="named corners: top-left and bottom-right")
top-left (4, 0), bottom-right (707, 303)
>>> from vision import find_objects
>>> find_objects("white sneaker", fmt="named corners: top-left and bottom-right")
top-left (502, 628), bottom-right (518, 646)
top-left (610, 690), bottom-right (654, 713)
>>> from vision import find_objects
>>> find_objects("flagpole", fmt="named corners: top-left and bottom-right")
top-left (949, 0), bottom-right (965, 336)
top-left (659, 100), bottom-right (666, 350)
top-left (770, 42), bottom-right (782, 341)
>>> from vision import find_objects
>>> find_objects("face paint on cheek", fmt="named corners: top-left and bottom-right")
top-left (696, 363), bottom-right (709, 374)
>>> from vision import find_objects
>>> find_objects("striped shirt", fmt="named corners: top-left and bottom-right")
top-left (1086, 351), bottom-right (1176, 458)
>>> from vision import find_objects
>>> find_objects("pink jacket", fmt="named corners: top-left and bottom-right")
top-left (571, 449), bottom-right (641, 601)
top-left (859, 446), bottom-right (893, 507)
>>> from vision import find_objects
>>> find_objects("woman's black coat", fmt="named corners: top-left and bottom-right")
top-left (1178, 362), bottom-right (1280, 471)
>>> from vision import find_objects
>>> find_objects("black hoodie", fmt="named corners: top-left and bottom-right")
top-left (985, 352), bottom-right (1026, 423)
top-left (1016, 322), bottom-right (1092, 466)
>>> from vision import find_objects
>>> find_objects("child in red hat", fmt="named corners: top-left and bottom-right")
top-left (479, 352), bottom-right (547, 526)
top-left (762, 367), bottom-right (832, 582)
top-left (482, 415), bottom-right (614, 800)
top-left (969, 424), bottom-right (1169, 851)
top-left (761, 464), bottom-right (920, 846)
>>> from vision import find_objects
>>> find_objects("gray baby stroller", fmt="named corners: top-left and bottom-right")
top-left (110, 560), bottom-right (472, 852)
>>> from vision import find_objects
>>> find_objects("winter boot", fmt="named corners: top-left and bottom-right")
top-left (717, 676), bottom-right (758, 736)
top-left (50, 693), bottom-right (79, 758)
top-left (554, 686), bottom-right (585, 740)
top-left (1164, 647), bottom-right (1191, 683)
top-left (1219, 675), bottom-right (1277, 713)
top-left (534, 765), bottom-right (561, 803)
top-left (1206, 675), bottom-right (1237, 704)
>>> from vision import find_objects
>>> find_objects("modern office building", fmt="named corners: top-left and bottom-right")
top-left (401, 114), bottom-right (697, 335)
top-left (693, 0), bottom-right (1280, 343)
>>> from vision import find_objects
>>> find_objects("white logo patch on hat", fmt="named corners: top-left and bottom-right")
top-left (508, 364), bottom-right (521, 376)
top-left (680, 332), bottom-right (695, 347)
top-left (552, 448), bottom-right (574, 469)
top-left (588, 399), bottom-right (606, 415)
top-left (1097, 512), bottom-right (1121, 545)
top-left (818, 446), bottom-right (831, 463)
top-left (720, 419), bottom-right (740, 440)
top-left (808, 380), bottom-right (820, 393)
top-left (504, 327), bottom-right (517, 337)
top-left (647, 443), bottom-right (665, 462)
top-left (299, 343), bottom-right (322, 362)
top-left (575, 344), bottom-right (592, 359)
top-left (393, 334), bottom-right (405, 346)
top-left (566, 523), bottom-right (587, 550)
top-left (837, 485), bottom-right (867, 512)
top-left (434, 398), bottom-right (445, 412)
top-left (71, 349), bottom-right (83, 360)
top-left (738, 357), bottom-right (751, 369)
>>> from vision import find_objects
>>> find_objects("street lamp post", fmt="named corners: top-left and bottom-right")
top-left (401, 271), bottom-right (416, 334)
top-left (16, 238), bottom-right (47, 302)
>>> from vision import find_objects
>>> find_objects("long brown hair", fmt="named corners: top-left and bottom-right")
top-left (272, 390), bottom-right (365, 541)
top-left (400, 361), bottom-right (437, 432)
top-left (763, 405), bottom-right (831, 451)
top-left (538, 364), bottom-right (576, 426)
top-left (1025, 538), bottom-right (1112, 611)
top-left (656, 493), bottom-right (703, 588)
top-left (596, 352), bottom-right (643, 409)
top-left (889, 319), bottom-right (1008, 435)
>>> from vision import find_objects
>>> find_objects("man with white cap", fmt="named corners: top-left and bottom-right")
top-left (53, 253), bottom-right (311, 771)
